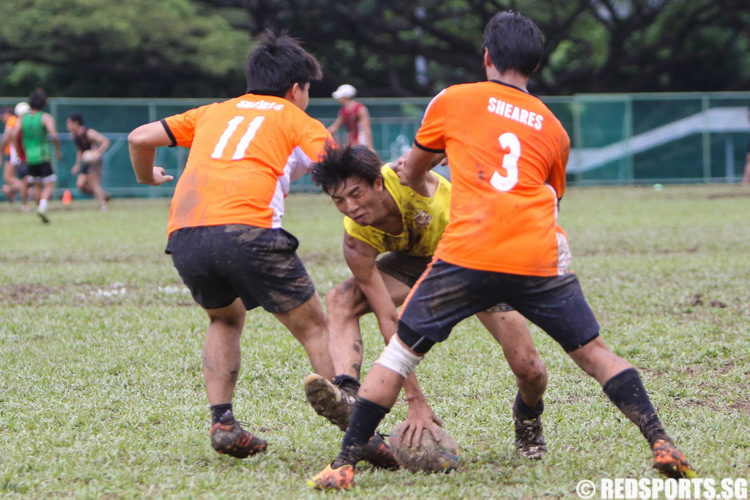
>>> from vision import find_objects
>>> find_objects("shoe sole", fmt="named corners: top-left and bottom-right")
top-left (304, 374), bottom-right (352, 431)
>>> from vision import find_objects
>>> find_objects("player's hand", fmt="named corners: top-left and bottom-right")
top-left (70, 164), bottom-right (79, 175)
top-left (149, 166), bottom-right (175, 186)
top-left (399, 401), bottom-right (444, 448)
top-left (392, 151), bottom-right (410, 185)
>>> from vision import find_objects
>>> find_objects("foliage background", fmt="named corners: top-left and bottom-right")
top-left (1, 0), bottom-right (749, 99)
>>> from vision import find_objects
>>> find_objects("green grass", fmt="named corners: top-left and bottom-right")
top-left (1, 185), bottom-right (749, 499)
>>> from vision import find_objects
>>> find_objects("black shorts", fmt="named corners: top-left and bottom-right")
top-left (15, 162), bottom-right (29, 179)
top-left (378, 253), bottom-right (514, 313)
top-left (80, 160), bottom-right (103, 176)
top-left (398, 259), bottom-right (600, 353)
top-left (28, 162), bottom-right (56, 182)
top-left (165, 225), bottom-right (316, 313)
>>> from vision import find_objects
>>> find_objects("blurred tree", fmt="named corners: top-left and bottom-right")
top-left (1, 0), bottom-right (748, 97)
top-left (0, 0), bottom-right (251, 97)
top-left (195, 0), bottom-right (750, 96)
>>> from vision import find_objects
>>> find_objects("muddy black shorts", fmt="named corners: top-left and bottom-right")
top-left (165, 224), bottom-right (316, 313)
top-left (378, 253), bottom-right (514, 313)
top-left (398, 259), bottom-right (599, 353)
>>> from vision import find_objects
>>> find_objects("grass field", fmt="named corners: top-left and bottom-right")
top-left (1, 184), bottom-right (748, 499)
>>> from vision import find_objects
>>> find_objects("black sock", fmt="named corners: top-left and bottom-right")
top-left (602, 368), bottom-right (670, 446)
top-left (333, 397), bottom-right (389, 467)
top-left (333, 375), bottom-right (361, 395)
top-left (514, 391), bottom-right (544, 419)
top-left (210, 403), bottom-right (233, 425)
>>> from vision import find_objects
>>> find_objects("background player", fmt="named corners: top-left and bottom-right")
top-left (309, 10), bottom-right (695, 490)
top-left (327, 84), bottom-right (374, 151)
top-left (305, 143), bottom-right (548, 459)
top-left (1, 105), bottom-right (30, 208)
top-left (66, 112), bottom-right (111, 210)
top-left (1, 91), bottom-right (60, 221)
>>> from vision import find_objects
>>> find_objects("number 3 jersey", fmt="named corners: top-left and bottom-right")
top-left (162, 94), bottom-right (331, 235)
top-left (415, 80), bottom-right (571, 277)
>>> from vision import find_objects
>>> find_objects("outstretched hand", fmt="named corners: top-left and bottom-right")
top-left (398, 401), bottom-right (444, 448)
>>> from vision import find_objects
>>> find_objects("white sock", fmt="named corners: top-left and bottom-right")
top-left (39, 199), bottom-right (48, 211)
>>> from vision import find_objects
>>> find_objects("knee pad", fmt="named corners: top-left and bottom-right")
top-left (374, 336), bottom-right (423, 378)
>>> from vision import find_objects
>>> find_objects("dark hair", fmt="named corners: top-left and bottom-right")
top-left (67, 112), bottom-right (84, 125)
top-left (311, 142), bottom-right (383, 194)
top-left (245, 31), bottom-right (322, 97)
top-left (483, 11), bottom-right (543, 77)
top-left (1, 106), bottom-right (12, 116)
top-left (29, 88), bottom-right (48, 111)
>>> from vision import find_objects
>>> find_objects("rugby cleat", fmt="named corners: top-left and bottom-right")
top-left (652, 438), bottom-right (696, 479)
top-left (307, 463), bottom-right (355, 491)
top-left (513, 402), bottom-right (547, 460)
top-left (361, 433), bottom-right (400, 470)
top-left (304, 373), bottom-right (356, 431)
top-left (209, 413), bottom-right (267, 458)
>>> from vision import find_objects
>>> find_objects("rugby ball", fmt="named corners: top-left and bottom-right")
top-left (388, 422), bottom-right (460, 473)
top-left (81, 150), bottom-right (99, 163)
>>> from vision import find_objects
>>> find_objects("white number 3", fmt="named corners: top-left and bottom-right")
top-left (490, 132), bottom-right (520, 191)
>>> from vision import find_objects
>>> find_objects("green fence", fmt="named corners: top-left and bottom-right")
top-left (2, 92), bottom-right (749, 199)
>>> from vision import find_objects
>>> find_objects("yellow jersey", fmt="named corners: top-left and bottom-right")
top-left (344, 164), bottom-right (451, 257)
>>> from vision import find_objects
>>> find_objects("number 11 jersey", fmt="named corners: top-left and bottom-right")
top-left (163, 94), bottom-right (331, 235)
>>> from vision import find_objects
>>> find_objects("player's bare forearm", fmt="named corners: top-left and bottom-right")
top-left (401, 145), bottom-right (442, 196)
top-left (128, 122), bottom-right (175, 186)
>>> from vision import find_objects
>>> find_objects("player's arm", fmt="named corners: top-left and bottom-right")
top-left (356, 105), bottom-right (374, 151)
top-left (327, 114), bottom-right (343, 135)
top-left (343, 232), bottom-right (399, 338)
top-left (400, 145), bottom-right (444, 197)
top-left (0, 124), bottom-right (15, 152)
top-left (343, 233), bottom-right (444, 445)
top-left (128, 121), bottom-right (175, 186)
top-left (87, 128), bottom-right (111, 159)
top-left (42, 112), bottom-right (62, 161)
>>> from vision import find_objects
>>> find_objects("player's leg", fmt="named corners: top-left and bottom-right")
top-left (307, 255), bottom-right (419, 430)
top-left (476, 308), bottom-right (548, 459)
top-left (2, 159), bottom-right (19, 202)
top-left (167, 226), bottom-right (270, 458)
top-left (324, 276), bottom-right (371, 380)
top-left (309, 259), bottom-right (480, 490)
top-left (87, 164), bottom-right (108, 209)
top-left (76, 172), bottom-right (92, 195)
top-left (16, 164), bottom-right (30, 211)
top-left (203, 298), bottom-right (246, 405)
top-left (202, 298), bottom-right (268, 457)
top-left (514, 272), bottom-right (695, 478)
top-left (272, 293), bottom-right (334, 380)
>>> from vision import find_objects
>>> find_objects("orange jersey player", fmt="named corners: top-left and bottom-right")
top-left (310, 10), bottom-right (695, 491)
top-left (128, 32), bottom-right (341, 462)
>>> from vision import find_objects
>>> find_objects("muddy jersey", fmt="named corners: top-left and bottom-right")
top-left (344, 164), bottom-right (451, 257)
top-left (415, 80), bottom-right (571, 277)
top-left (163, 94), bottom-right (331, 235)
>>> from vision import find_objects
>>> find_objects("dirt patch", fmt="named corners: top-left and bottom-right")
top-left (0, 284), bottom-right (60, 305)
top-left (706, 191), bottom-right (750, 199)
top-left (728, 401), bottom-right (750, 414)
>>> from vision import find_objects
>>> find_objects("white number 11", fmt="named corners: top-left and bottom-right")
top-left (211, 116), bottom-right (265, 160)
